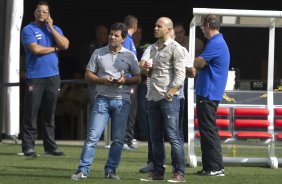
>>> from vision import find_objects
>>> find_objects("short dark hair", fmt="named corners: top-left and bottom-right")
top-left (203, 14), bottom-right (220, 30)
top-left (110, 22), bottom-right (128, 38)
top-left (36, 1), bottom-right (50, 12)
top-left (123, 15), bottom-right (138, 28)
top-left (174, 22), bottom-right (185, 29)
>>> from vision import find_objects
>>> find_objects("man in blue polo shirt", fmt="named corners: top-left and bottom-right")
top-left (21, 1), bottom-right (69, 156)
top-left (122, 15), bottom-right (139, 150)
top-left (194, 14), bottom-right (230, 176)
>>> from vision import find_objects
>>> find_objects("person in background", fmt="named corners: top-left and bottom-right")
top-left (194, 14), bottom-right (230, 176)
top-left (134, 26), bottom-right (151, 61)
top-left (140, 17), bottom-right (186, 183)
top-left (122, 15), bottom-right (139, 150)
top-left (20, 0), bottom-right (69, 157)
top-left (174, 22), bottom-right (204, 57)
top-left (79, 25), bottom-right (109, 110)
top-left (133, 26), bottom-right (150, 141)
top-left (174, 22), bottom-right (202, 145)
top-left (138, 44), bottom-right (159, 174)
top-left (71, 22), bottom-right (141, 180)
top-left (80, 25), bottom-right (109, 72)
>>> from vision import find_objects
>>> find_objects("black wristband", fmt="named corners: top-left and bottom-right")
top-left (54, 47), bottom-right (57, 52)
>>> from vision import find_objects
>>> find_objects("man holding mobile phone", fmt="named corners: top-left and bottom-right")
top-left (21, 1), bottom-right (69, 157)
top-left (71, 22), bottom-right (141, 180)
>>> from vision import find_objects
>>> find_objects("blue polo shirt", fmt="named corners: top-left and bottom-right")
top-left (123, 33), bottom-right (136, 78)
top-left (195, 33), bottom-right (230, 101)
top-left (123, 33), bottom-right (136, 55)
top-left (21, 22), bottom-right (64, 79)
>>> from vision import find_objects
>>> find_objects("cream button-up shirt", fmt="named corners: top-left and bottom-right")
top-left (147, 38), bottom-right (186, 101)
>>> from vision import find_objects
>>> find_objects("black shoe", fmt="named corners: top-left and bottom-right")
top-left (105, 172), bottom-right (120, 180)
top-left (23, 148), bottom-right (37, 157)
top-left (45, 149), bottom-right (65, 156)
top-left (196, 170), bottom-right (206, 175)
top-left (139, 162), bottom-right (154, 173)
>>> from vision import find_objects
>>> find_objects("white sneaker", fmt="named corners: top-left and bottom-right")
top-left (123, 143), bottom-right (134, 151)
top-left (71, 171), bottom-right (87, 180)
top-left (130, 140), bottom-right (139, 149)
top-left (200, 169), bottom-right (225, 176)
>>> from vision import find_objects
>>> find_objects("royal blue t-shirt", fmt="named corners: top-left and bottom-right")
top-left (123, 33), bottom-right (136, 78)
top-left (123, 33), bottom-right (137, 56)
top-left (21, 22), bottom-right (64, 79)
top-left (195, 33), bottom-right (230, 101)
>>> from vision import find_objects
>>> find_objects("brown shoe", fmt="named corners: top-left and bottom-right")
top-left (140, 172), bottom-right (164, 181)
top-left (167, 173), bottom-right (186, 183)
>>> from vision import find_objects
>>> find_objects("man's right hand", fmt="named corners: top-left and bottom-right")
top-left (143, 60), bottom-right (152, 77)
top-left (103, 77), bottom-right (116, 86)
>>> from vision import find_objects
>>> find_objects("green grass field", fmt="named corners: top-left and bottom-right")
top-left (1, 142), bottom-right (282, 184)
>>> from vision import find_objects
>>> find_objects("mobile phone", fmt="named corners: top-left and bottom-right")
top-left (45, 15), bottom-right (50, 24)
top-left (113, 79), bottom-right (119, 82)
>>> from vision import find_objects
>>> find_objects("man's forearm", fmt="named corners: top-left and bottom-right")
top-left (28, 43), bottom-right (57, 55)
top-left (50, 27), bottom-right (69, 50)
top-left (186, 67), bottom-right (196, 78)
top-left (194, 56), bottom-right (207, 70)
top-left (85, 70), bottom-right (105, 84)
top-left (124, 75), bottom-right (141, 85)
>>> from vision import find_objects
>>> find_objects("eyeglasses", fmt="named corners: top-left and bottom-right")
top-left (35, 10), bottom-right (49, 15)
top-left (200, 24), bottom-right (209, 29)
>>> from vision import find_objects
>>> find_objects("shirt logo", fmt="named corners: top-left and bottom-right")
top-left (35, 32), bottom-right (42, 40)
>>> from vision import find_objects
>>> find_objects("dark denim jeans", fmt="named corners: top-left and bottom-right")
top-left (77, 96), bottom-right (130, 176)
top-left (124, 87), bottom-right (137, 144)
top-left (147, 97), bottom-right (185, 176)
top-left (171, 97), bottom-right (185, 170)
top-left (136, 82), bottom-right (150, 139)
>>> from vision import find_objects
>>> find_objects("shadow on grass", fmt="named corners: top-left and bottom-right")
top-left (0, 166), bottom-right (74, 179)
top-left (8, 165), bottom-right (74, 172)
top-left (0, 172), bottom-right (70, 179)
top-left (0, 152), bottom-right (19, 156)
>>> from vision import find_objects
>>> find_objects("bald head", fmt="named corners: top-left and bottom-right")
top-left (157, 17), bottom-right (173, 29)
top-left (154, 17), bottom-right (174, 41)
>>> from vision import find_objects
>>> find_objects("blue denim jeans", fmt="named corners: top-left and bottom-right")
top-left (77, 96), bottom-right (130, 176)
top-left (147, 97), bottom-right (185, 176)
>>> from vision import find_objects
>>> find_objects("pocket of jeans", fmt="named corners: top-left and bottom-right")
top-left (95, 99), bottom-right (107, 113)
top-left (98, 103), bottom-right (105, 112)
